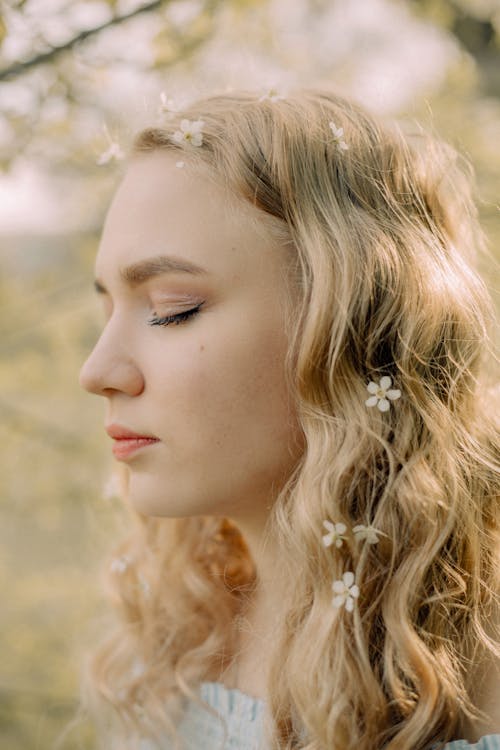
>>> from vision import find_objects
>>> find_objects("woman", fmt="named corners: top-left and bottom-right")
top-left (74, 88), bottom-right (499, 749)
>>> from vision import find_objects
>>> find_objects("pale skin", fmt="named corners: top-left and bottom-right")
top-left (79, 150), bottom-right (305, 700)
top-left (79, 150), bottom-right (499, 736)
top-left (460, 591), bottom-right (500, 741)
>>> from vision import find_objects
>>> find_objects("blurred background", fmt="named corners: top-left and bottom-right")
top-left (0, 0), bottom-right (499, 747)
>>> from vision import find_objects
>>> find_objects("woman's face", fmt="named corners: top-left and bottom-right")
top-left (79, 151), bottom-right (305, 522)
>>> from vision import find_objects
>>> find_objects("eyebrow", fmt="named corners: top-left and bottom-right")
top-left (94, 254), bottom-right (210, 294)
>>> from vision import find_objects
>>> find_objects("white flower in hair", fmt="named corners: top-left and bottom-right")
top-left (158, 91), bottom-right (180, 119)
top-left (365, 375), bottom-right (401, 412)
top-left (259, 87), bottom-right (285, 102)
top-left (353, 524), bottom-right (381, 544)
top-left (331, 571), bottom-right (359, 611)
top-left (97, 123), bottom-right (125, 165)
top-left (172, 118), bottom-right (205, 147)
top-left (329, 121), bottom-right (349, 151)
top-left (110, 555), bottom-right (131, 573)
top-left (322, 520), bottom-right (348, 548)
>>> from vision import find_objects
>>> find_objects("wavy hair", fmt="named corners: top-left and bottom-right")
top-left (62, 89), bottom-right (500, 750)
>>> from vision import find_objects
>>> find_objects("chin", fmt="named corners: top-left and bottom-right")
top-left (125, 472), bottom-right (203, 519)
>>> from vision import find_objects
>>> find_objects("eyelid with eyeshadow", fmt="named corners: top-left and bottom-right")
top-left (148, 303), bottom-right (204, 327)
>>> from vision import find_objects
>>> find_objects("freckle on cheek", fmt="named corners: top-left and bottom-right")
top-left (200, 344), bottom-right (205, 352)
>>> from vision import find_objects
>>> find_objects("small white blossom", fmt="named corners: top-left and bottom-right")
top-left (353, 524), bottom-right (381, 544)
top-left (97, 141), bottom-right (124, 165)
top-left (365, 375), bottom-right (401, 412)
top-left (329, 121), bottom-right (349, 151)
top-left (157, 91), bottom-right (180, 119)
top-left (331, 571), bottom-right (360, 612)
top-left (97, 123), bottom-right (125, 165)
top-left (322, 520), bottom-right (348, 549)
top-left (175, 160), bottom-right (185, 168)
top-left (110, 555), bottom-right (131, 574)
top-left (259, 87), bottom-right (285, 102)
top-left (172, 118), bottom-right (205, 147)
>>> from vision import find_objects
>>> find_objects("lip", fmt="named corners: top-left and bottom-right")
top-left (105, 424), bottom-right (159, 440)
top-left (105, 423), bottom-right (160, 461)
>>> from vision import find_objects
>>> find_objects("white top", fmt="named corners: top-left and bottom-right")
top-left (138, 680), bottom-right (500, 750)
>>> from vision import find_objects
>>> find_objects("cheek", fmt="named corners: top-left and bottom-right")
top-left (177, 327), bottom-right (296, 452)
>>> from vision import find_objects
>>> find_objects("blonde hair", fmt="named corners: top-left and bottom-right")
top-left (64, 89), bottom-right (500, 750)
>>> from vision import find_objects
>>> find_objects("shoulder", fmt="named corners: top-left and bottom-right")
top-left (460, 598), bottom-right (500, 742)
top-left (442, 738), bottom-right (500, 750)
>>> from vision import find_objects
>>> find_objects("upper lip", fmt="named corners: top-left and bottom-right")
top-left (105, 424), bottom-right (159, 440)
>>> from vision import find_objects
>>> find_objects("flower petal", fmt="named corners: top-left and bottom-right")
top-left (387, 389), bottom-right (401, 400)
top-left (335, 522), bottom-right (347, 534)
top-left (379, 375), bottom-right (392, 391)
top-left (377, 398), bottom-right (390, 412)
top-left (332, 595), bottom-right (345, 608)
top-left (343, 571), bottom-right (355, 587)
top-left (332, 580), bottom-right (345, 594)
top-left (323, 520), bottom-right (334, 531)
top-left (322, 535), bottom-right (333, 547)
top-left (350, 585), bottom-right (360, 598)
top-left (367, 381), bottom-right (379, 394)
top-left (365, 395), bottom-right (378, 407)
top-left (96, 148), bottom-right (112, 165)
top-left (345, 597), bottom-right (354, 612)
top-left (335, 538), bottom-right (343, 548)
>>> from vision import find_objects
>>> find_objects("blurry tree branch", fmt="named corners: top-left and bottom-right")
top-left (410, 0), bottom-right (500, 95)
top-left (0, 0), bottom-right (163, 81)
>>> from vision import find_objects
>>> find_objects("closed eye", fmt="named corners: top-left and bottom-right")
top-left (147, 303), bottom-right (203, 327)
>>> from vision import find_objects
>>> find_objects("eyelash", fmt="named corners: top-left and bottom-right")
top-left (148, 303), bottom-right (204, 327)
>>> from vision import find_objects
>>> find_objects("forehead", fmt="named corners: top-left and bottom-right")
top-left (95, 151), bottom-right (286, 286)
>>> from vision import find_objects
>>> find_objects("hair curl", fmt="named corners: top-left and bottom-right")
top-left (62, 88), bottom-right (500, 750)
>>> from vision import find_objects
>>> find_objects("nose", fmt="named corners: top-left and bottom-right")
top-left (79, 324), bottom-right (144, 398)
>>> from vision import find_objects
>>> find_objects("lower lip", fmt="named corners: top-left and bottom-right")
top-left (112, 438), bottom-right (160, 460)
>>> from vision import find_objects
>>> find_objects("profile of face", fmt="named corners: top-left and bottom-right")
top-left (79, 151), bottom-right (305, 524)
